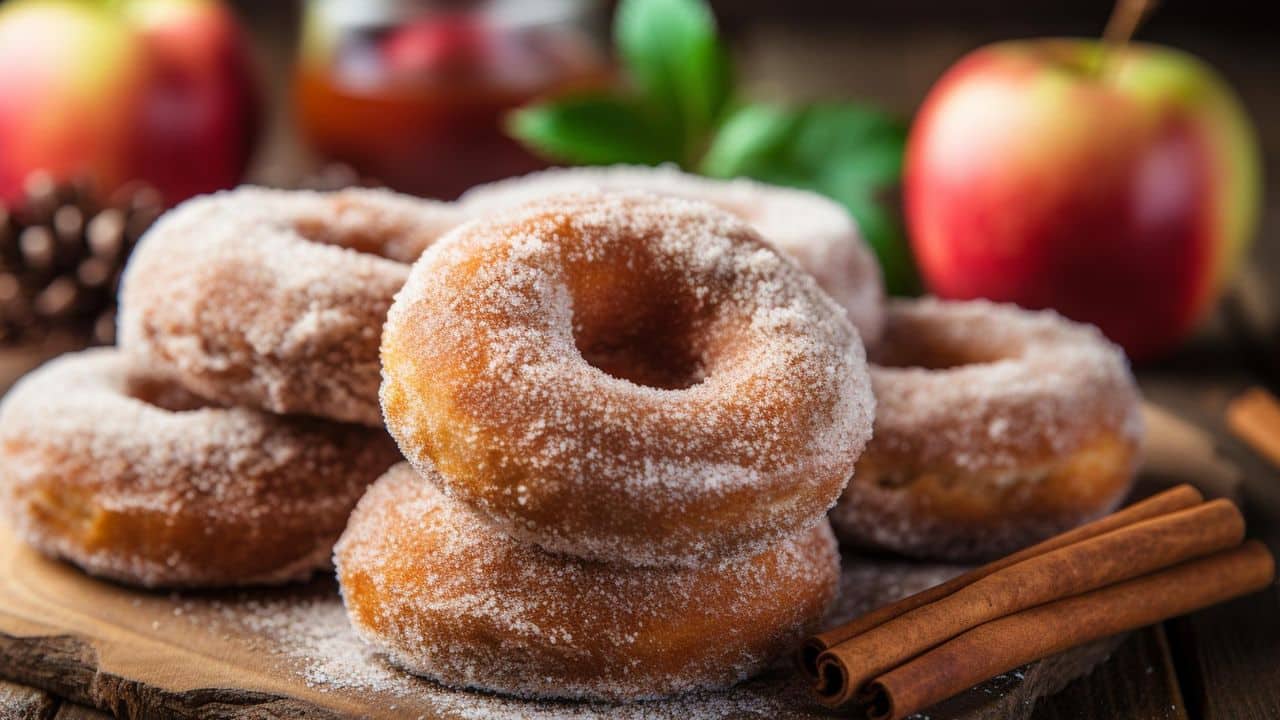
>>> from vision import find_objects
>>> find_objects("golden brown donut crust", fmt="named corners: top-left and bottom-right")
top-left (831, 298), bottom-right (1143, 561)
top-left (0, 349), bottom-right (402, 588)
top-left (381, 191), bottom-right (874, 567)
top-left (335, 463), bottom-right (841, 701)
top-left (119, 187), bottom-right (464, 426)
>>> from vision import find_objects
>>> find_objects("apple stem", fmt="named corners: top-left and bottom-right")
top-left (1095, 0), bottom-right (1158, 76)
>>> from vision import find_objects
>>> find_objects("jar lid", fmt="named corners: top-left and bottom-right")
top-left (311, 0), bottom-right (599, 30)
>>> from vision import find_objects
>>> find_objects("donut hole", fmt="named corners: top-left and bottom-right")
top-left (872, 335), bottom-right (1010, 370)
top-left (572, 298), bottom-right (708, 390)
top-left (568, 263), bottom-right (711, 391)
top-left (124, 375), bottom-right (217, 413)
top-left (292, 217), bottom-right (406, 261)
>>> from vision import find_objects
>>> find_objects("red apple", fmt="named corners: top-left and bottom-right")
top-left (0, 0), bottom-right (258, 206)
top-left (905, 40), bottom-right (1261, 360)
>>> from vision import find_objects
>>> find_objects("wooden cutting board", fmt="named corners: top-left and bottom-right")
top-left (0, 522), bottom-right (1121, 720)
top-left (0, 399), bottom-right (1230, 718)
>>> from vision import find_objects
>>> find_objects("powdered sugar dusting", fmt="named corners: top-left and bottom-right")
top-left (865, 298), bottom-right (1142, 466)
top-left (461, 164), bottom-right (886, 344)
top-left (145, 545), bottom-right (968, 719)
top-left (118, 186), bottom-right (465, 425)
top-left (832, 298), bottom-right (1143, 559)
top-left (0, 348), bottom-right (401, 587)
top-left (381, 191), bottom-right (874, 567)
top-left (169, 587), bottom-right (818, 718)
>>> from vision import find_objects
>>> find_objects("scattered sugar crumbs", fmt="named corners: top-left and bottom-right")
top-left (163, 578), bottom-right (825, 719)
top-left (155, 557), bottom-right (1040, 720)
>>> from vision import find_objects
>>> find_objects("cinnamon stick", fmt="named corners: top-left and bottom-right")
top-left (798, 484), bottom-right (1203, 679)
top-left (1227, 386), bottom-right (1280, 470)
top-left (813, 497), bottom-right (1244, 707)
top-left (862, 541), bottom-right (1275, 720)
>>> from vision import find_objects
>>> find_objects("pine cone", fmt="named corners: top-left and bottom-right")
top-left (0, 172), bottom-right (163, 347)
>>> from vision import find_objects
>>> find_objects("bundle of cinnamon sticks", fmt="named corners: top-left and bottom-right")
top-left (801, 484), bottom-right (1275, 720)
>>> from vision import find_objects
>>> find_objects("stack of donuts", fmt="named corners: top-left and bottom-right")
top-left (340, 190), bottom-right (875, 700)
top-left (0, 187), bottom-right (464, 587)
top-left (0, 163), bottom-right (1144, 702)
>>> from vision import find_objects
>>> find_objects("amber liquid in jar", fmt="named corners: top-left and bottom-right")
top-left (295, 1), bottom-right (608, 199)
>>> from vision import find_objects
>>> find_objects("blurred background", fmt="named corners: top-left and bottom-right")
top-left (1, 0), bottom-right (1277, 377)
top-left (237, 1), bottom-right (1279, 190)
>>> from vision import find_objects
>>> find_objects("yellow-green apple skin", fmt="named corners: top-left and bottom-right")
top-left (905, 40), bottom-right (1261, 360)
top-left (0, 0), bottom-right (257, 206)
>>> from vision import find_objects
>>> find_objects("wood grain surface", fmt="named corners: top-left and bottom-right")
top-left (1137, 356), bottom-right (1280, 720)
top-left (0, 521), bottom-right (1125, 720)
top-left (0, 678), bottom-right (57, 720)
top-left (53, 705), bottom-right (112, 720)
top-left (1169, 584), bottom-right (1280, 720)
top-left (1031, 627), bottom-right (1187, 720)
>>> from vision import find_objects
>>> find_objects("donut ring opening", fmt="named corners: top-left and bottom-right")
top-left (280, 201), bottom-right (435, 264)
top-left (566, 239), bottom-right (713, 390)
top-left (870, 329), bottom-right (1012, 371)
top-left (122, 373), bottom-right (217, 413)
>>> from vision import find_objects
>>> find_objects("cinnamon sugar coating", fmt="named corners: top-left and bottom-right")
top-left (0, 349), bottom-right (402, 588)
top-left (381, 191), bottom-right (875, 567)
top-left (335, 463), bottom-right (841, 701)
top-left (118, 186), bottom-right (465, 426)
top-left (462, 165), bottom-right (886, 344)
top-left (831, 298), bottom-right (1144, 561)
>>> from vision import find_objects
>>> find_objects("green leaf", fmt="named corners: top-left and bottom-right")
top-left (699, 104), bottom-right (797, 179)
top-left (786, 104), bottom-right (906, 178)
top-left (507, 96), bottom-right (681, 166)
top-left (504, 0), bottom-right (916, 293)
top-left (614, 0), bottom-right (732, 160)
top-left (702, 102), bottom-right (920, 294)
top-left (705, 103), bottom-right (905, 180)
top-left (841, 191), bottom-right (921, 296)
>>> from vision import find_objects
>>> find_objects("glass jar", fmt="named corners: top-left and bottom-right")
top-left (295, 0), bottom-right (609, 199)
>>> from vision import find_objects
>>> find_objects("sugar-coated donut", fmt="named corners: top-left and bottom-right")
top-left (381, 191), bottom-right (874, 567)
top-left (461, 165), bottom-right (886, 344)
top-left (831, 298), bottom-right (1143, 561)
top-left (119, 186), bottom-right (464, 426)
top-left (0, 348), bottom-right (402, 588)
top-left (336, 463), bottom-right (841, 701)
